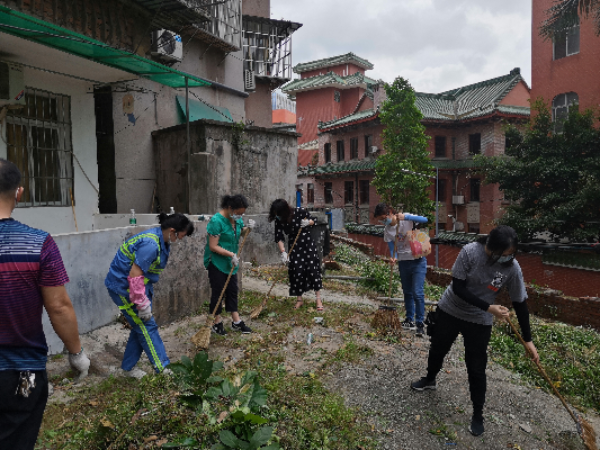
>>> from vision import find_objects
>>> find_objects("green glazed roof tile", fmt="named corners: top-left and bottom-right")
top-left (294, 52), bottom-right (374, 73)
top-left (282, 71), bottom-right (376, 96)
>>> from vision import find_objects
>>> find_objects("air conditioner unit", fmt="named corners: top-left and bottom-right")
top-left (244, 70), bottom-right (256, 91)
top-left (369, 146), bottom-right (378, 154)
top-left (151, 30), bottom-right (183, 62)
top-left (452, 195), bottom-right (465, 205)
top-left (0, 62), bottom-right (25, 107)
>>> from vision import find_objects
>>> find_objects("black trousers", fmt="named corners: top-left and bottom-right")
top-left (426, 308), bottom-right (492, 415)
top-left (0, 370), bottom-right (48, 450)
top-left (207, 263), bottom-right (238, 316)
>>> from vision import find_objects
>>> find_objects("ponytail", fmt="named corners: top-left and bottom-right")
top-left (157, 212), bottom-right (194, 236)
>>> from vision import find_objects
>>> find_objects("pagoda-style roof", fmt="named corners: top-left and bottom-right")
top-left (281, 71), bottom-right (377, 98)
top-left (293, 52), bottom-right (374, 73)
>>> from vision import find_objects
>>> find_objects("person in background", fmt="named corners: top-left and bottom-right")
top-left (411, 225), bottom-right (539, 437)
top-left (105, 212), bottom-right (194, 378)
top-left (0, 158), bottom-right (90, 449)
top-left (204, 194), bottom-right (255, 336)
top-left (268, 199), bottom-right (323, 311)
top-left (373, 203), bottom-right (429, 336)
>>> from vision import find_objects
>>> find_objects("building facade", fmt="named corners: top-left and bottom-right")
top-left (290, 57), bottom-right (530, 235)
top-left (531, 0), bottom-right (600, 127)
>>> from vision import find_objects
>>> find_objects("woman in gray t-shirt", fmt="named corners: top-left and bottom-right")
top-left (410, 226), bottom-right (539, 437)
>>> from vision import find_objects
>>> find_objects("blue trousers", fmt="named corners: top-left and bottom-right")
top-left (108, 289), bottom-right (170, 373)
top-left (397, 257), bottom-right (427, 324)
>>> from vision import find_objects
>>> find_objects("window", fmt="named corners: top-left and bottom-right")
top-left (336, 140), bottom-right (345, 162)
top-left (504, 132), bottom-right (517, 151)
top-left (359, 180), bottom-right (369, 205)
top-left (307, 183), bottom-right (314, 204)
top-left (554, 24), bottom-right (580, 60)
top-left (552, 92), bottom-right (579, 133)
top-left (334, 91), bottom-right (341, 102)
top-left (470, 178), bottom-right (481, 202)
top-left (436, 178), bottom-right (447, 202)
top-left (364, 135), bottom-right (372, 158)
top-left (469, 133), bottom-right (481, 155)
top-left (434, 136), bottom-right (446, 158)
top-left (468, 224), bottom-right (480, 234)
top-left (350, 137), bottom-right (359, 159)
top-left (344, 181), bottom-right (354, 204)
top-left (324, 143), bottom-right (331, 163)
top-left (324, 182), bottom-right (333, 204)
top-left (6, 89), bottom-right (73, 207)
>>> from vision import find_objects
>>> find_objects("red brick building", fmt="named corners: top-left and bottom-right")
top-left (531, 0), bottom-right (600, 125)
top-left (290, 58), bottom-right (530, 234)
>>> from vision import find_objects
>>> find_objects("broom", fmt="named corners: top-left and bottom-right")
top-left (505, 316), bottom-right (597, 450)
top-left (191, 227), bottom-right (251, 349)
top-left (372, 234), bottom-right (402, 333)
top-left (249, 225), bottom-right (303, 319)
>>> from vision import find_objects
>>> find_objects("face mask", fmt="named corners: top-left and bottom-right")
top-left (379, 217), bottom-right (392, 225)
top-left (15, 188), bottom-right (19, 202)
top-left (169, 231), bottom-right (180, 245)
top-left (232, 214), bottom-right (243, 220)
top-left (276, 215), bottom-right (281, 221)
top-left (497, 254), bottom-right (514, 264)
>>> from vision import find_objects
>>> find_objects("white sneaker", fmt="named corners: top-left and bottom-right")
top-left (120, 368), bottom-right (147, 379)
top-left (162, 368), bottom-right (174, 376)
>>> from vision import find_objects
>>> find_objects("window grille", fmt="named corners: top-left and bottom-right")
top-left (6, 89), bottom-right (73, 207)
top-left (350, 137), bottom-right (359, 160)
top-left (198, 0), bottom-right (242, 50)
top-left (324, 182), bottom-right (333, 204)
top-left (359, 180), bottom-right (369, 205)
top-left (344, 181), bottom-right (354, 205)
top-left (553, 24), bottom-right (580, 60)
top-left (336, 140), bottom-right (345, 162)
top-left (364, 135), bottom-right (372, 158)
top-left (334, 91), bottom-right (340, 103)
top-left (434, 136), bottom-right (446, 157)
top-left (552, 92), bottom-right (579, 133)
top-left (307, 183), bottom-right (314, 204)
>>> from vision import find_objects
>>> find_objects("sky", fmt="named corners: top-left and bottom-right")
top-left (271, 0), bottom-right (532, 94)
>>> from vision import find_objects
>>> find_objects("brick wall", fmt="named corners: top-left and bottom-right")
top-left (426, 268), bottom-right (600, 332)
top-left (1, 0), bottom-right (150, 54)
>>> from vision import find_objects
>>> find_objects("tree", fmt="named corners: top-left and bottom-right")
top-left (372, 77), bottom-right (435, 220)
top-left (540, 0), bottom-right (600, 39)
top-left (475, 99), bottom-right (600, 242)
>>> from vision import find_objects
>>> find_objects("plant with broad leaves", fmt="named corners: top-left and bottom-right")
top-left (169, 352), bottom-right (224, 409)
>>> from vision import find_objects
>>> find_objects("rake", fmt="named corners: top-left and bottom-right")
top-left (191, 227), bottom-right (251, 350)
top-left (505, 316), bottom-right (597, 450)
top-left (249, 225), bottom-right (303, 319)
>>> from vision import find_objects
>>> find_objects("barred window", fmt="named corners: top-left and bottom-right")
top-left (350, 137), bottom-right (359, 159)
top-left (344, 181), bottom-right (354, 205)
top-left (336, 140), bottom-right (345, 162)
top-left (6, 89), bottom-right (73, 207)
top-left (307, 183), bottom-right (314, 204)
top-left (359, 179), bottom-right (369, 204)
top-left (324, 182), bottom-right (333, 204)
top-left (324, 143), bottom-right (331, 163)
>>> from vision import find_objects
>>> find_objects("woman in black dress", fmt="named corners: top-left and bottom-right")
top-left (268, 199), bottom-right (324, 311)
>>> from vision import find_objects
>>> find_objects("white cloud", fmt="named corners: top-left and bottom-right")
top-left (272, 0), bottom-right (532, 93)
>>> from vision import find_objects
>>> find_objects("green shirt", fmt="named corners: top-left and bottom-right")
top-left (204, 213), bottom-right (245, 274)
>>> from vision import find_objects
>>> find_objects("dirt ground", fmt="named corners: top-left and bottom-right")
top-left (46, 269), bottom-right (600, 450)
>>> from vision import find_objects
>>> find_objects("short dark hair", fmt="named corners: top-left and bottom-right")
top-left (268, 198), bottom-right (292, 223)
top-left (0, 159), bottom-right (21, 198)
top-left (373, 203), bottom-right (391, 218)
top-left (158, 213), bottom-right (194, 236)
top-left (220, 194), bottom-right (249, 210)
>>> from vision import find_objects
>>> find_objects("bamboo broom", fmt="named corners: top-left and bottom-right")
top-left (372, 234), bottom-right (402, 333)
top-left (505, 316), bottom-right (597, 450)
top-left (249, 225), bottom-right (303, 319)
top-left (191, 227), bottom-right (251, 349)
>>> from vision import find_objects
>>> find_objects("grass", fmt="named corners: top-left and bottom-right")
top-left (490, 316), bottom-right (600, 412)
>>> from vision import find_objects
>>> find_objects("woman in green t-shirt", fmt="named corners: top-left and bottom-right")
top-left (204, 194), bottom-right (255, 336)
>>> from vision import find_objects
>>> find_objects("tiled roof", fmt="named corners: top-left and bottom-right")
top-left (416, 68), bottom-right (530, 121)
top-left (281, 71), bottom-right (377, 97)
top-left (294, 52), bottom-right (374, 73)
top-left (431, 159), bottom-right (478, 169)
top-left (318, 108), bottom-right (379, 131)
top-left (300, 158), bottom-right (377, 176)
top-left (298, 139), bottom-right (319, 150)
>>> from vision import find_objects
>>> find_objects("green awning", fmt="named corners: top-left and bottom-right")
top-left (0, 5), bottom-right (211, 89)
top-left (176, 95), bottom-right (233, 124)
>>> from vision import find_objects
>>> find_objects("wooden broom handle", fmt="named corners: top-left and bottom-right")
top-left (388, 235), bottom-right (397, 300)
top-left (505, 316), bottom-right (579, 424)
top-left (210, 229), bottom-right (251, 317)
top-left (265, 225), bottom-right (303, 298)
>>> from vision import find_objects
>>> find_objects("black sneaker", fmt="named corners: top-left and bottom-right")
top-left (402, 320), bottom-right (416, 330)
top-left (416, 322), bottom-right (425, 336)
top-left (211, 322), bottom-right (227, 336)
top-left (232, 321), bottom-right (252, 334)
top-left (411, 377), bottom-right (437, 391)
top-left (469, 415), bottom-right (485, 436)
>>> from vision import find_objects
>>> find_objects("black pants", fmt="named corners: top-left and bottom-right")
top-left (207, 263), bottom-right (238, 316)
top-left (426, 308), bottom-right (492, 415)
top-left (0, 370), bottom-right (48, 450)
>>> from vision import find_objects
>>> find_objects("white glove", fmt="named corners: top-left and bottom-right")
top-left (231, 254), bottom-right (240, 267)
top-left (280, 251), bottom-right (288, 264)
top-left (138, 305), bottom-right (152, 322)
top-left (246, 219), bottom-right (256, 230)
top-left (300, 218), bottom-right (310, 228)
top-left (69, 348), bottom-right (90, 379)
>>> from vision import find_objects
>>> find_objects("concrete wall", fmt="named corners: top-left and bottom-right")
top-left (152, 119), bottom-right (298, 215)
top-left (245, 81), bottom-right (274, 128)
top-left (0, 66), bottom-right (100, 235)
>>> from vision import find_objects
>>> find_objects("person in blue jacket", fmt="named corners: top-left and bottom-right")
top-left (374, 203), bottom-right (429, 336)
top-left (105, 213), bottom-right (194, 378)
